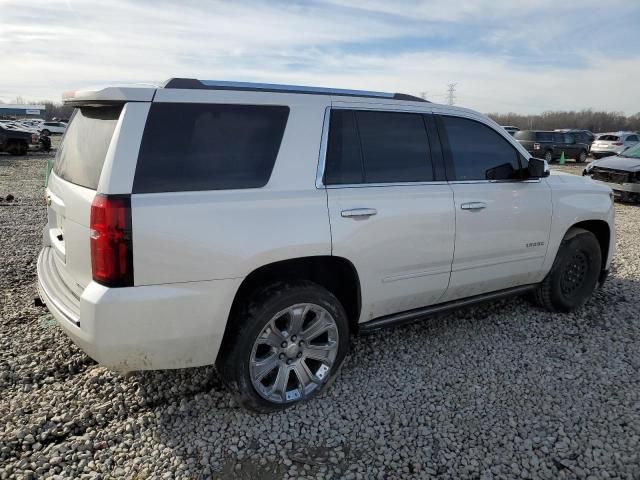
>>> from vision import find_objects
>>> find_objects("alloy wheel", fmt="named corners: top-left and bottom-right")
top-left (249, 303), bottom-right (339, 404)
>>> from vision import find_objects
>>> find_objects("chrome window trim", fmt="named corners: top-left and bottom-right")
top-left (315, 106), bottom-right (331, 189)
top-left (200, 80), bottom-right (395, 98)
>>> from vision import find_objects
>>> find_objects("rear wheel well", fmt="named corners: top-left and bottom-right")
top-left (566, 220), bottom-right (610, 271)
top-left (219, 256), bottom-right (361, 358)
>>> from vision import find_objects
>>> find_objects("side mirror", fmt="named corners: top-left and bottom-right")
top-left (527, 157), bottom-right (550, 178)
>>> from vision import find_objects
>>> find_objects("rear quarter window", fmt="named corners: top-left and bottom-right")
top-left (133, 103), bottom-right (289, 193)
top-left (53, 106), bottom-right (123, 189)
top-left (513, 131), bottom-right (535, 141)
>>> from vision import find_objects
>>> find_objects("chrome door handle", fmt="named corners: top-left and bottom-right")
top-left (341, 208), bottom-right (378, 218)
top-left (460, 202), bottom-right (487, 210)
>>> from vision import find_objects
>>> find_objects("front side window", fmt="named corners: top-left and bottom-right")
top-left (133, 103), bottom-right (289, 193)
top-left (324, 109), bottom-right (433, 184)
top-left (439, 115), bottom-right (522, 181)
top-left (626, 135), bottom-right (638, 142)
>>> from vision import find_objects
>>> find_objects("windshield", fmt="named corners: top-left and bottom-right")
top-left (621, 142), bottom-right (640, 158)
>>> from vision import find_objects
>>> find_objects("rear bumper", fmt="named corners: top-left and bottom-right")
top-left (37, 247), bottom-right (242, 371)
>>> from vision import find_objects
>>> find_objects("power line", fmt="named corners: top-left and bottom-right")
top-left (447, 83), bottom-right (457, 106)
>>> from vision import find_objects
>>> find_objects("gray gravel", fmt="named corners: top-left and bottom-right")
top-left (1, 146), bottom-right (639, 479)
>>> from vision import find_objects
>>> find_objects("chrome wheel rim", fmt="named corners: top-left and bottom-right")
top-left (250, 303), bottom-right (339, 404)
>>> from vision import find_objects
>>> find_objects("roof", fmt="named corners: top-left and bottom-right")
top-left (162, 78), bottom-right (428, 102)
top-left (63, 78), bottom-right (428, 104)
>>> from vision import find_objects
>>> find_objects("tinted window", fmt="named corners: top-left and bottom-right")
top-left (324, 110), bottom-right (363, 184)
top-left (53, 106), bottom-right (123, 189)
top-left (440, 116), bottom-right (521, 181)
top-left (324, 110), bottom-right (433, 184)
top-left (598, 135), bottom-right (619, 141)
top-left (133, 103), bottom-right (289, 193)
top-left (356, 111), bottom-right (432, 183)
top-left (563, 134), bottom-right (575, 144)
top-left (626, 135), bottom-right (638, 142)
top-left (513, 131), bottom-right (535, 141)
top-left (536, 132), bottom-right (554, 142)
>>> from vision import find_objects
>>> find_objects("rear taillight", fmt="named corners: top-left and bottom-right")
top-left (90, 194), bottom-right (133, 287)
top-left (612, 142), bottom-right (623, 146)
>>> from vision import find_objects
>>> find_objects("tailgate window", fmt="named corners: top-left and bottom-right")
top-left (597, 135), bottom-right (619, 141)
top-left (53, 105), bottom-right (123, 189)
top-left (132, 103), bottom-right (289, 193)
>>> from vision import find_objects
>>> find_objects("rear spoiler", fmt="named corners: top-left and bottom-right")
top-left (62, 85), bottom-right (157, 106)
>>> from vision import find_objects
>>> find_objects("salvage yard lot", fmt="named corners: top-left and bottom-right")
top-left (1, 146), bottom-right (639, 479)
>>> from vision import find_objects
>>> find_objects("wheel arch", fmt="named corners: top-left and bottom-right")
top-left (565, 220), bottom-right (611, 271)
top-left (217, 256), bottom-right (362, 362)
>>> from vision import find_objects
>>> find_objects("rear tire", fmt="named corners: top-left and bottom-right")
top-left (532, 229), bottom-right (601, 312)
top-left (217, 280), bottom-right (350, 412)
top-left (41, 129), bottom-right (51, 136)
top-left (544, 150), bottom-right (553, 163)
top-left (6, 140), bottom-right (27, 156)
top-left (577, 150), bottom-right (587, 163)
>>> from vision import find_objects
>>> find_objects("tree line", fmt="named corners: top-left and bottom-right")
top-left (487, 109), bottom-right (640, 133)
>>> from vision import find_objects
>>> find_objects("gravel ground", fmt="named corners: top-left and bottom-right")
top-left (1, 147), bottom-right (639, 479)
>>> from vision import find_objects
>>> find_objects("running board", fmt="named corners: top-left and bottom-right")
top-left (359, 284), bottom-right (537, 333)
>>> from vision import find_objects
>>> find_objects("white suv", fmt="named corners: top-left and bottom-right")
top-left (38, 78), bottom-right (615, 411)
top-left (591, 131), bottom-right (640, 159)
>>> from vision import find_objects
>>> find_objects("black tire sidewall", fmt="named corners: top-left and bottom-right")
top-left (577, 150), bottom-right (587, 163)
top-left (219, 281), bottom-right (350, 413)
top-left (548, 232), bottom-right (601, 312)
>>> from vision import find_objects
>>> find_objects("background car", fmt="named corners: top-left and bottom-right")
top-left (514, 130), bottom-right (590, 163)
top-left (40, 121), bottom-right (67, 135)
top-left (584, 142), bottom-right (640, 202)
top-left (591, 132), bottom-right (639, 159)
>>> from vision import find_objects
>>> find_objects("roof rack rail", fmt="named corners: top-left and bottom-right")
top-left (162, 78), bottom-right (428, 102)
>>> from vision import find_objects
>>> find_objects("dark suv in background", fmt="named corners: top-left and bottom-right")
top-left (514, 130), bottom-right (590, 163)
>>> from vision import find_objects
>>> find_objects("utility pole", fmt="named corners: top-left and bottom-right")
top-left (420, 91), bottom-right (428, 100)
top-left (446, 83), bottom-right (457, 105)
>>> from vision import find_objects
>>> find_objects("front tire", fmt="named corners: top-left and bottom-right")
top-left (532, 229), bottom-right (601, 312)
top-left (217, 281), bottom-right (350, 412)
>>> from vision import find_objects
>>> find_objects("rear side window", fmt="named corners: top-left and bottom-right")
top-left (324, 109), bottom-right (433, 184)
top-left (536, 132), bottom-right (554, 142)
top-left (53, 106), bottom-right (123, 189)
top-left (626, 135), bottom-right (638, 142)
top-left (513, 131), bottom-right (535, 141)
top-left (439, 115), bottom-right (521, 181)
top-left (133, 103), bottom-right (289, 193)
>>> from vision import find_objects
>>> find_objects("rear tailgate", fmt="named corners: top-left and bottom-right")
top-left (46, 105), bottom-right (123, 291)
top-left (592, 135), bottom-right (620, 150)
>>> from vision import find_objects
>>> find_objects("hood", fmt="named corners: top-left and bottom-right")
top-left (588, 155), bottom-right (640, 172)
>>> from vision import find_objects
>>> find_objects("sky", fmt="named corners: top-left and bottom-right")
top-left (1, 0), bottom-right (639, 114)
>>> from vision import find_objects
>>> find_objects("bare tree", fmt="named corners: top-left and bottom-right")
top-left (487, 109), bottom-right (640, 133)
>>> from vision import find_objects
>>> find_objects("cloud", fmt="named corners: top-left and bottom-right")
top-left (0, 0), bottom-right (638, 114)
